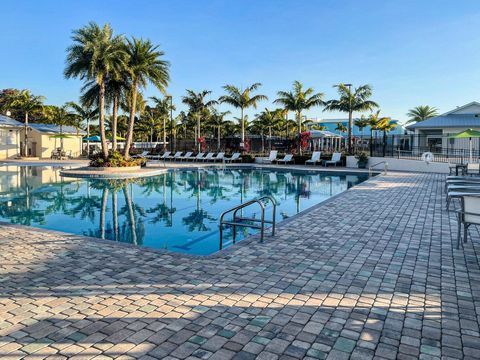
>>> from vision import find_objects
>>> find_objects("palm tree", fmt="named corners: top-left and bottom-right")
top-left (354, 116), bottom-right (369, 138)
top-left (209, 110), bottom-right (231, 151)
top-left (67, 101), bottom-right (98, 156)
top-left (6, 90), bottom-right (44, 156)
top-left (406, 105), bottom-right (438, 124)
top-left (150, 96), bottom-right (175, 150)
top-left (219, 83), bottom-right (268, 147)
top-left (253, 108), bottom-right (283, 152)
top-left (335, 122), bottom-right (347, 134)
top-left (367, 110), bottom-right (390, 156)
top-left (182, 90), bottom-right (217, 150)
top-left (64, 22), bottom-right (127, 159)
top-left (376, 116), bottom-right (397, 156)
top-left (274, 81), bottom-right (324, 154)
top-left (139, 107), bottom-right (162, 143)
top-left (324, 84), bottom-right (378, 154)
top-left (123, 38), bottom-right (170, 159)
top-left (48, 105), bottom-right (80, 151)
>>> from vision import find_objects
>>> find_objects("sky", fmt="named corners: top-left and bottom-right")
top-left (2, 0), bottom-right (480, 124)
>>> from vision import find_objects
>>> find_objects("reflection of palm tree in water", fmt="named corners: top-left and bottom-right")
top-left (123, 182), bottom-right (137, 245)
top-left (100, 187), bottom-right (109, 239)
top-left (112, 189), bottom-right (119, 241)
top-left (182, 171), bottom-right (216, 232)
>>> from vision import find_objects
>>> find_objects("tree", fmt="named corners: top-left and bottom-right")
top-left (335, 122), bottom-right (347, 134)
top-left (65, 22), bottom-right (127, 159)
top-left (324, 84), bottom-right (378, 154)
top-left (182, 90), bottom-right (217, 150)
top-left (151, 96), bottom-right (175, 150)
top-left (67, 101), bottom-right (98, 155)
top-left (274, 81), bottom-right (323, 154)
top-left (354, 116), bottom-right (369, 138)
top-left (367, 110), bottom-right (390, 156)
top-left (219, 83), bottom-right (267, 147)
top-left (123, 38), bottom-right (170, 160)
top-left (209, 110), bottom-right (231, 151)
top-left (6, 90), bottom-right (44, 156)
top-left (47, 104), bottom-right (80, 151)
top-left (253, 108), bottom-right (283, 152)
top-left (406, 105), bottom-right (438, 124)
top-left (376, 116), bottom-right (397, 156)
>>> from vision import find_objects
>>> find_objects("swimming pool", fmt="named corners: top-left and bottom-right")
top-left (0, 165), bottom-right (369, 255)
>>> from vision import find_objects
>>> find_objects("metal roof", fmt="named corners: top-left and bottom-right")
top-left (29, 123), bottom-right (86, 135)
top-left (0, 115), bottom-right (23, 128)
top-left (406, 114), bottom-right (480, 130)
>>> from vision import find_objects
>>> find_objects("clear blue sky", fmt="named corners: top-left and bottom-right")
top-left (2, 0), bottom-right (480, 123)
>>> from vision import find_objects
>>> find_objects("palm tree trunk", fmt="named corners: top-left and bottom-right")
top-left (60, 125), bottom-right (64, 151)
top-left (123, 183), bottom-right (137, 245)
top-left (100, 187), bottom-right (109, 239)
top-left (370, 130), bottom-right (373, 157)
top-left (241, 107), bottom-right (245, 144)
top-left (112, 95), bottom-right (118, 151)
top-left (297, 111), bottom-right (302, 155)
top-left (23, 112), bottom-right (28, 157)
top-left (348, 110), bottom-right (353, 154)
top-left (197, 115), bottom-right (201, 153)
top-left (124, 83), bottom-right (138, 160)
top-left (112, 190), bottom-right (118, 241)
top-left (99, 83), bottom-right (109, 159)
top-left (163, 116), bottom-right (167, 151)
top-left (86, 118), bottom-right (90, 157)
top-left (217, 126), bottom-right (221, 151)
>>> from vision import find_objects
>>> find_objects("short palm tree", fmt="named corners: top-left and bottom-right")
top-left (209, 110), bottom-right (231, 151)
top-left (274, 81), bottom-right (324, 154)
top-left (64, 22), bottom-right (127, 159)
top-left (324, 84), bottom-right (378, 154)
top-left (48, 105), bottom-right (80, 151)
top-left (376, 116), bottom-right (397, 156)
top-left (67, 101), bottom-right (98, 155)
top-left (354, 116), bottom-right (369, 138)
top-left (253, 108), bottom-right (284, 151)
top-left (335, 122), bottom-right (348, 134)
top-left (406, 105), bottom-right (438, 124)
top-left (367, 110), bottom-right (390, 156)
top-left (182, 90), bottom-right (217, 150)
top-left (219, 83), bottom-right (268, 146)
top-left (6, 90), bottom-right (45, 156)
top-left (151, 96), bottom-right (176, 150)
top-left (123, 38), bottom-right (170, 159)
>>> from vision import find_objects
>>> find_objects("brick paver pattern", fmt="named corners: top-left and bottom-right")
top-left (1, 172), bottom-right (479, 360)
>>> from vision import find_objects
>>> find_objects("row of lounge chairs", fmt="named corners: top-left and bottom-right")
top-left (133, 151), bottom-right (242, 163)
top-left (260, 151), bottom-right (341, 167)
top-left (445, 173), bottom-right (480, 248)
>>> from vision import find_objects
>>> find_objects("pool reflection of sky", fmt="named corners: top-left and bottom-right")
top-left (0, 166), bottom-right (368, 255)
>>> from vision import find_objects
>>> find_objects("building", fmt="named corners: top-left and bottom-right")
top-left (0, 115), bottom-right (22, 160)
top-left (25, 123), bottom-right (85, 158)
top-left (307, 118), bottom-right (405, 137)
top-left (406, 101), bottom-right (480, 153)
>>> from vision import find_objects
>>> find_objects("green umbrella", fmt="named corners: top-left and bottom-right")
top-left (449, 129), bottom-right (480, 163)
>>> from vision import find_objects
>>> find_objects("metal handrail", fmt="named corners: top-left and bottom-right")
top-left (219, 195), bottom-right (276, 250)
top-left (369, 161), bottom-right (388, 176)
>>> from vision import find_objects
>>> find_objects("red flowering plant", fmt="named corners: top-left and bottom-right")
top-left (300, 131), bottom-right (311, 150)
top-left (243, 138), bottom-right (251, 152)
top-left (198, 137), bottom-right (207, 152)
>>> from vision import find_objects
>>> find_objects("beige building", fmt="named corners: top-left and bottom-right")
top-left (0, 115), bottom-right (22, 160)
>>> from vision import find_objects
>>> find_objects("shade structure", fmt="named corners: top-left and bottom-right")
top-left (83, 135), bottom-right (101, 142)
top-left (448, 129), bottom-right (480, 163)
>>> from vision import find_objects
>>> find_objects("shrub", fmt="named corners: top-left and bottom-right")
top-left (242, 154), bottom-right (256, 163)
top-left (89, 151), bottom-right (143, 168)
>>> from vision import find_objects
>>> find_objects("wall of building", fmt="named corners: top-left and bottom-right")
top-left (25, 130), bottom-right (83, 158)
top-left (346, 156), bottom-right (449, 173)
top-left (0, 128), bottom-right (20, 159)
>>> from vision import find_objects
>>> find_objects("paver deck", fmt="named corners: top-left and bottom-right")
top-left (1, 172), bottom-right (479, 360)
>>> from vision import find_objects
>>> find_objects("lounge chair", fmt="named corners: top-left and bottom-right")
top-left (194, 153), bottom-right (205, 161)
top-left (213, 152), bottom-right (225, 162)
top-left (467, 163), bottom-right (480, 175)
top-left (456, 194), bottom-right (480, 248)
top-left (168, 151), bottom-right (183, 161)
top-left (178, 152), bottom-right (193, 161)
top-left (305, 151), bottom-right (321, 165)
top-left (149, 151), bottom-right (170, 160)
top-left (446, 184), bottom-right (480, 210)
top-left (225, 153), bottom-right (242, 163)
top-left (202, 153), bottom-right (215, 162)
top-left (275, 154), bottom-right (294, 164)
top-left (261, 150), bottom-right (278, 164)
top-left (324, 152), bottom-right (342, 167)
top-left (132, 151), bottom-right (149, 159)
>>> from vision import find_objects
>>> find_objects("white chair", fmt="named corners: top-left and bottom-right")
top-left (225, 153), bottom-right (242, 163)
top-left (213, 152), bottom-right (225, 162)
top-left (457, 195), bottom-right (480, 248)
top-left (275, 154), bottom-right (294, 164)
top-left (202, 153), bottom-right (215, 162)
top-left (467, 163), bottom-right (480, 175)
top-left (262, 150), bottom-right (278, 164)
top-left (194, 153), bottom-right (205, 161)
top-left (178, 152), bottom-right (193, 161)
top-left (132, 151), bottom-right (149, 159)
top-left (150, 151), bottom-right (170, 160)
top-left (168, 151), bottom-right (183, 161)
top-left (324, 152), bottom-right (342, 167)
top-left (305, 151), bottom-right (321, 165)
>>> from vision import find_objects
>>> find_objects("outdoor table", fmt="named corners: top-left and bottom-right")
top-left (456, 164), bottom-right (467, 176)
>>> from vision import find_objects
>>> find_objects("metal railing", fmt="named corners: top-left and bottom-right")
top-left (369, 161), bottom-right (388, 176)
top-left (219, 195), bottom-right (276, 249)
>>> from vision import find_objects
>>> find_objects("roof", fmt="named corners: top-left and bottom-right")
top-left (406, 114), bottom-right (480, 130)
top-left (441, 101), bottom-right (480, 116)
top-left (0, 114), bottom-right (23, 128)
top-left (29, 123), bottom-right (86, 135)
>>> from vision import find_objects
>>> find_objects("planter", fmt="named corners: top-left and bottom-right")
top-left (357, 161), bottom-right (367, 169)
top-left (85, 166), bottom-right (142, 172)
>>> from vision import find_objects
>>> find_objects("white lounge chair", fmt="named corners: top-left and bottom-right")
top-left (261, 150), bottom-right (278, 164)
top-left (202, 153), bottom-right (215, 162)
top-left (225, 153), bottom-right (242, 163)
top-left (324, 152), bottom-right (342, 167)
top-left (178, 152), bottom-right (193, 161)
top-left (457, 194), bottom-right (480, 248)
top-left (213, 152), bottom-right (225, 162)
top-left (168, 151), bottom-right (183, 161)
top-left (150, 151), bottom-right (170, 160)
top-left (305, 151), bottom-right (321, 165)
top-left (467, 163), bottom-right (480, 175)
top-left (194, 153), bottom-right (205, 161)
top-left (132, 151), bottom-right (149, 159)
top-left (275, 154), bottom-right (294, 164)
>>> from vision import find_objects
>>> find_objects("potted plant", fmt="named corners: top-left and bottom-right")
top-left (355, 152), bottom-right (369, 169)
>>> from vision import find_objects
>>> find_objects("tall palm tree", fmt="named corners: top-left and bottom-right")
top-left (253, 108), bottom-right (283, 152)
top-left (406, 105), bottom-right (438, 124)
top-left (209, 110), bottom-right (231, 151)
top-left (219, 83), bottom-right (268, 147)
top-left (67, 101), bottom-right (98, 156)
top-left (123, 38), bottom-right (170, 159)
top-left (324, 84), bottom-right (378, 154)
top-left (274, 81), bottom-right (324, 154)
top-left (6, 90), bottom-right (44, 156)
top-left (367, 110), bottom-right (389, 156)
top-left (151, 96), bottom-right (175, 150)
top-left (64, 22), bottom-right (127, 159)
top-left (182, 90), bottom-right (217, 150)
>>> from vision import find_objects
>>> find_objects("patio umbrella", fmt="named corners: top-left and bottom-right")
top-left (83, 135), bottom-right (101, 142)
top-left (449, 129), bottom-right (480, 163)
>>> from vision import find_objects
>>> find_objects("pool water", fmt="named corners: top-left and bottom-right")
top-left (0, 165), bottom-right (368, 255)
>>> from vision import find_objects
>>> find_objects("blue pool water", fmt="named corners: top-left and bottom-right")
top-left (0, 165), bottom-right (368, 255)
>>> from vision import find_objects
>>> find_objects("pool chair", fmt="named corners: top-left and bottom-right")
top-left (132, 150), bottom-right (149, 159)
top-left (305, 151), bottom-right (321, 165)
top-left (324, 152), bottom-right (342, 167)
top-left (225, 153), bottom-right (242, 163)
top-left (178, 152), bottom-right (193, 161)
top-left (456, 194), bottom-right (480, 248)
top-left (202, 153), bottom-right (216, 162)
top-left (261, 150), bottom-right (278, 164)
top-left (194, 152), bottom-right (205, 161)
top-left (275, 154), bottom-right (294, 164)
top-left (168, 151), bottom-right (183, 161)
top-left (467, 163), bottom-right (480, 176)
top-left (446, 185), bottom-right (480, 210)
top-left (150, 151), bottom-right (170, 160)
top-left (212, 152), bottom-right (225, 162)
